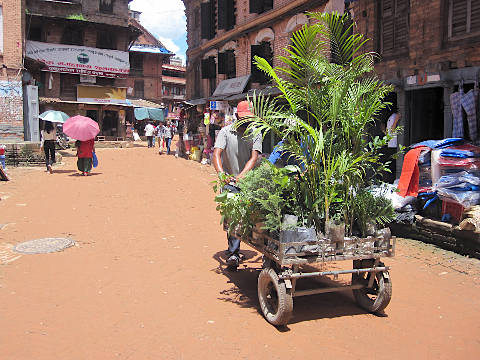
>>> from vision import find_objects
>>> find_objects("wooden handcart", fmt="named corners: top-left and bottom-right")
top-left (232, 227), bottom-right (395, 326)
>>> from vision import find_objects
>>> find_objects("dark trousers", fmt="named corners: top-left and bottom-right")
top-left (227, 235), bottom-right (240, 257)
top-left (165, 137), bottom-right (172, 154)
top-left (223, 184), bottom-right (241, 257)
top-left (44, 140), bottom-right (55, 169)
top-left (147, 136), bottom-right (154, 147)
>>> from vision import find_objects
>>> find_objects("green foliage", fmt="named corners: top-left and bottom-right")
top-left (236, 11), bottom-right (401, 234)
top-left (66, 14), bottom-right (87, 21)
top-left (214, 162), bottom-right (301, 236)
top-left (352, 189), bottom-right (395, 237)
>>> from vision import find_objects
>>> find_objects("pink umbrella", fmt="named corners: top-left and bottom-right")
top-left (63, 115), bottom-right (100, 141)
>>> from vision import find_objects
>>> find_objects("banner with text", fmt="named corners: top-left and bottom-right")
top-left (26, 41), bottom-right (129, 78)
top-left (77, 85), bottom-right (127, 104)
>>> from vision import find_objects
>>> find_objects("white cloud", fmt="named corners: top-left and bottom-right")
top-left (129, 0), bottom-right (187, 63)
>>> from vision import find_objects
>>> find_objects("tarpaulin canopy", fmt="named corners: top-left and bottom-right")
top-left (134, 107), bottom-right (165, 122)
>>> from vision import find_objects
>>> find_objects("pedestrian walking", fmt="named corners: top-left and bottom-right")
top-left (164, 121), bottom-right (173, 155)
top-left (41, 121), bottom-right (56, 174)
top-left (0, 144), bottom-right (6, 170)
top-left (212, 101), bottom-right (262, 269)
top-left (76, 139), bottom-right (95, 176)
top-left (144, 122), bottom-right (155, 148)
top-left (156, 122), bottom-right (165, 154)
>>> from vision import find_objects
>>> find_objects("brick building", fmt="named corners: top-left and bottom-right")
top-left (128, 10), bottom-right (172, 105)
top-left (351, 0), bottom-right (480, 172)
top-left (162, 61), bottom-right (186, 121)
top-left (183, 0), bottom-right (345, 103)
top-left (24, 0), bottom-right (140, 140)
top-left (0, 0), bottom-right (26, 141)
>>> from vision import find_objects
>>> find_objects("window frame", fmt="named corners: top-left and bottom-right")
top-left (377, 0), bottom-right (410, 58)
top-left (134, 79), bottom-right (144, 99)
top-left (99, 0), bottom-right (115, 15)
top-left (445, 0), bottom-right (480, 41)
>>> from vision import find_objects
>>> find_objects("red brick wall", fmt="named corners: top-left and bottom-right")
top-left (352, 0), bottom-right (480, 81)
top-left (127, 53), bottom-right (164, 101)
top-left (184, 0), bottom-right (330, 100)
top-left (0, 0), bottom-right (25, 140)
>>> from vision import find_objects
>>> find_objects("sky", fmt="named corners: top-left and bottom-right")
top-left (129, 0), bottom-right (187, 65)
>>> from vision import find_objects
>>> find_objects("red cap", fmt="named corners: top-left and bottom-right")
top-left (237, 100), bottom-right (254, 119)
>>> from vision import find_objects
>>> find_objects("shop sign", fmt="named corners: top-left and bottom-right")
top-left (26, 41), bottom-right (130, 78)
top-left (80, 75), bottom-right (96, 84)
top-left (210, 101), bottom-right (228, 111)
top-left (77, 85), bottom-right (127, 104)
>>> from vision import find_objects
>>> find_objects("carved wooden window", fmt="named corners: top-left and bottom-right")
top-left (251, 41), bottom-right (273, 84)
top-left (61, 26), bottom-right (84, 46)
top-left (100, 0), bottom-right (114, 14)
top-left (447, 0), bottom-right (480, 40)
top-left (201, 1), bottom-right (216, 40)
top-left (218, 0), bottom-right (236, 31)
top-left (134, 80), bottom-right (144, 99)
top-left (379, 0), bottom-right (409, 55)
top-left (201, 57), bottom-right (216, 79)
top-left (129, 53), bottom-right (144, 76)
top-left (218, 50), bottom-right (236, 79)
top-left (250, 0), bottom-right (273, 14)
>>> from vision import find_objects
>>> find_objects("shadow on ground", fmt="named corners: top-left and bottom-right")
top-left (212, 250), bottom-right (371, 327)
top-left (52, 170), bottom-right (76, 174)
top-left (68, 172), bottom-right (103, 177)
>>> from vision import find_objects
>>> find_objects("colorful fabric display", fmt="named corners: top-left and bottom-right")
top-left (461, 89), bottom-right (479, 141)
top-left (451, 91), bottom-right (464, 138)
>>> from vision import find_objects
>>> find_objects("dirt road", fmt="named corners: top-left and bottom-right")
top-left (1, 145), bottom-right (479, 360)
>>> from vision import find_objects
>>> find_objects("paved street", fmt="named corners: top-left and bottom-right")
top-left (1, 145), bottom-right (479, 360)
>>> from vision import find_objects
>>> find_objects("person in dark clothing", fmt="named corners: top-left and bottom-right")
top-left (41, 121), bottom-right (56, 174)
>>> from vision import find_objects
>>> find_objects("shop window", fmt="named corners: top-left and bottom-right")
top-left (251, 41), bottom-right (273, 84)
top-left (129, 53), bottom-right (144, 76)
top-left (218, 0), bottom-right (236, 31)
top-left (61, 26), bottom-right (84, 46)
top-left (28, 25), bottom-right (44, 42)
top-left (60, 74), bottom-right (80, 99)
top-left (201, 1), bottom-right (216, 40)
top-left (218, 50), bottom-right (236, 79)
top-left (378, 0), bottom-right (409, 55)
top-left (96, 31), bottom-right (116, 50)
top-left (99, 0), bottom-right (115, 14)
top-left (201, 57), bottom-right (216, 79)
top-left (250, 0), bottom-right (273, 14)
top-left (134, 80), bottom-right (144, 99)
top-left (447, 0), bottom-right (480, 40)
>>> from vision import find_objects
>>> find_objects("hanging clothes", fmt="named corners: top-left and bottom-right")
top-left (461, 89), bottom-right (478, 141)
top-left (451, 88), bottom-right (464, 138)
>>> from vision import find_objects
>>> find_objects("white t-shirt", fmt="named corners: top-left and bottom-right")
top-left (386, 113), bottom-right (399, 148)
top-left (144, 124), bottom-right (155, 137)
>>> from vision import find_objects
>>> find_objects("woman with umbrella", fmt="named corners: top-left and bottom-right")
top-left (63, 115), bottom-right (99, 176)
top-left (39, 110), bottom-right (70, 174)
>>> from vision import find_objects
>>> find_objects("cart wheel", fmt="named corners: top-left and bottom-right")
top-left (258, 267), bottom-right (293, 326)
top-left (352, 261), bottom-right (392, 313)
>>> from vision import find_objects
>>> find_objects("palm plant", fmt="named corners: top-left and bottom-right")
top-left (237, 12), bottom-right (395, 234)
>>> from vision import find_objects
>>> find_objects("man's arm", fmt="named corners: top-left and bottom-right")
top-left (237, 150), bottom-right (260, 179)
top-left (213, 147), bottom-right (224, 174)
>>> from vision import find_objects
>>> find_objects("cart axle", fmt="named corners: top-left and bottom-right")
top-left (278, 266), bottom-right (389, 280)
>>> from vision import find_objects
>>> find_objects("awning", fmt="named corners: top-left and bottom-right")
top-left (211, 75), bottom-right (250, 99)
top-left (224, 86), bottom-right (282, 101)
top-left (184, 98), bottom-right (206, 106)
top-left (134, 107), bottom-right (165, 121)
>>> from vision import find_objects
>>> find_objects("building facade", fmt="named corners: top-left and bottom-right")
top-left (352, 0), bottom-right (480, 171)
top-left (183, 0), bottom-right (345, 102)
top-left (162, 61), bottom-right (186, 120)
top-left (24, 0), bottom-right (140, 139)
top-left (0, 0), bottom-right (25, 141)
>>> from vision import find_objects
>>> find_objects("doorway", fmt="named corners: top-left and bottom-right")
top-left (102, 110), bottom-right (119, 136)
top-left (406, 87), bottom-right (444, 146)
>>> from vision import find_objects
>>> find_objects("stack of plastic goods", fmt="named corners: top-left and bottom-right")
top-left (432, 144), bottom-right (480, 222)
top-left (418, 148), bottom-right (432, 191)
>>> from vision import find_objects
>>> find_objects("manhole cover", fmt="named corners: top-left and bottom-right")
top-left (13, 238), bottom-right (75, 254)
